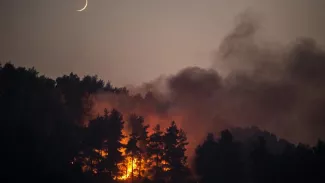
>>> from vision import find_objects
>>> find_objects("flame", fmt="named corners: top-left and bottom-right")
top-left (76, 129), bottom-right (171, 180)
top-left (117, 130), bottom-right (144, 180)
top-left (83, 101), bottom-right (177, 180)
top-left (118, 157), bottom-right (138, 180)
top-left (94, 149), bottom-right (108, 157)
top-left (162, 160), bottom-right (171, 171)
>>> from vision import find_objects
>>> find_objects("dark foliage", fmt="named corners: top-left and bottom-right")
top-left (194, 127), bottom-right (325, 183)
top-left (2, 63), bottom-right (325, 183)
top-left (147, 124), bottom-right (165, 180)
top-left (163, 121), bottom-right (190, 183)
top-left (0, 63), bottom-right (86, 182)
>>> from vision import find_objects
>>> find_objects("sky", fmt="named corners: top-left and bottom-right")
top-left (1, 0), bottom-right (325, 86)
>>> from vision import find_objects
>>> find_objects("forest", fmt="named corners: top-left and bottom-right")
top-left (1, 62), bottom-right (325, 183)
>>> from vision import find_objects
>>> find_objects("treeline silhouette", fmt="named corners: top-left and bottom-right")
top-left (195, 128), bottom-right (325, 183)
top-left (1, 63), bottom-right (325, 183)
top-left (0, 63), bottom-right (189, 183)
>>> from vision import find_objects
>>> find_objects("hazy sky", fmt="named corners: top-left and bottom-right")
top-left (1, 0), bottom-right (325, 86)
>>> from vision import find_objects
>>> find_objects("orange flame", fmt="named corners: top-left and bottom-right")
top-left (117, 130), bottom-right (142, 180)
top-left (118, 157), bottom-right (138, 180)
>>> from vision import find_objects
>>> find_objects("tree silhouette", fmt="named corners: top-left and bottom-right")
top-left (195, 130), bottom-right (244, 183)
top-left (250, 136), bottom-right (274, 183)
top-left (194, 133), bottom-right (218, 183)
top-left (101, 109), bottom-right (125, 179)
top-left (210, 130), bottom-right (243, 183)
top-left (125, 132), bottom-right (141, 182)
top-left (128, 114), bottom-right (149, 153)
top-left (83, 108), bottom-right (125, 181)
top-left (163, 121), bottom-right (189, 183)
top-left (56, 74), bottom-right (104, 125)
top-left (127, 114), bottom-right (150, 179)
top-left (3, 62), bottom-right (325, 183)
top-left (195, 128), bottom-right (325, 183)
top-left (0, 63), bottom-right (84, 182)
top-left (147, 124), bottom-right (165, 181)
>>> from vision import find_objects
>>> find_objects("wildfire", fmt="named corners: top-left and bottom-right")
top-left (118, 157), bottom-right (138, 180)
top-left (78, 124), bottom-right (168, 180)
top-left (117, 130), bottom-right (143, 180)
top-left (116, 129), bottom-right (171, 180)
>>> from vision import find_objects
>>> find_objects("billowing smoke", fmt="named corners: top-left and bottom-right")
top-left (92, 12), bottom-right (325, 156)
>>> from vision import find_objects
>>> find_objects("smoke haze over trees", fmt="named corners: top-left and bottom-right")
top-left (2, 62), bottom-right (325, 183)
top-left (2, 11), bottom-right (325, 183)
top-left (93, 13), bottom-right (325, 148)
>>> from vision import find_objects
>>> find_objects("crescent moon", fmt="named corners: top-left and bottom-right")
top-left (77, 0), bottom-right (88, 12)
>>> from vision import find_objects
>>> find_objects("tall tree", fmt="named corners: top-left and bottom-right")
top-left (56, 74), bottom-right (104, 125)
top-left (217, 130), bottom-right (244, 183)
top-left (163, 121), bottom-right (189, 183)
top-left (125, 133), bottom-right (141, 182)
top-left (84, 109), bottom-right (125, 180)
top-left (128, 114), bottom-right (150, 178)
top-left (102, 109), bottom-right (125, 179)
top-left (147, 124), bottom-right (164, 180)
top-left (194, 130), bottom-right (243, 183)
top-left (128, 114), bottom-right (149, 151)
top-left (194, 133), bottom-right (218, 183)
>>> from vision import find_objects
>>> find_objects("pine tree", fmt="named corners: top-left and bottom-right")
top-left (105, 109), bottom-right (125, 178)
top-left (127, 114), bottom-right (150, 179)
top-left (217, 130), bottom-right (243, 183)
top-left (147, 124), bottom-right (164, 180)
top-left (163, 121), bottom-right (189, 183)
top-left (85, 109), bottom-right (125, 180)
top-left (194, 130), bottom-right (243, 183)
top-left (126, 132), bottom-right (141, 183)
top-left (194, 133), bottom-right (218, 183)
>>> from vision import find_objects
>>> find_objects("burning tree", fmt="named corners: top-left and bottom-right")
top-left (78, 108), bottom-right (125, 180)
top-left (116, 114), bottom-right (150, 181)
top-left (125, 133), bottom-right (141, 182)
top-left (117, 120), bottom-right (190, 182)
top-left (76, 108), bottom-right (190, 182)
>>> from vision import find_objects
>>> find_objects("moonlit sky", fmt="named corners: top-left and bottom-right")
top-left (1, 0), bottom-right (325, 86)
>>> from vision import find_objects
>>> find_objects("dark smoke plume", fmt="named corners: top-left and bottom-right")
top-left (92, 12), bottom-right (325, 156)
